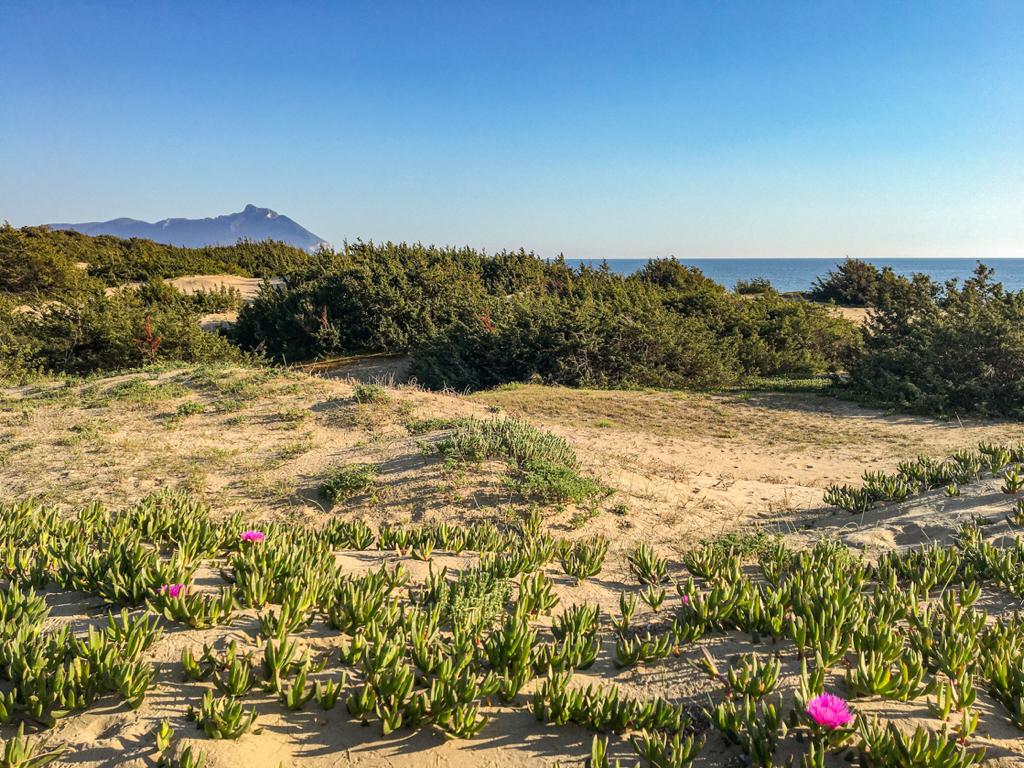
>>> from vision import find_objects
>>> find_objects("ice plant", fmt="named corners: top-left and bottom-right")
top-left (805, 693), bottom-right (852, 730)
top-left (240, 530), bottom-right (266, 543)
top-left (161, 583), bottom-right (187, 598)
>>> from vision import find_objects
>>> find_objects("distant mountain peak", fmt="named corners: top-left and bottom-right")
top-left (48, 205), bottom-right (327, 251)
top-left (242, 203), bottom-right (277, 217)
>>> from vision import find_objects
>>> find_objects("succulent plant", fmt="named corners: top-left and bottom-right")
top-left (196, 691), bottom-right (258, 740)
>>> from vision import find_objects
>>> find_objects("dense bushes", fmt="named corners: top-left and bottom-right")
top-left (809, 258), bottom-right (882, 306)
top-left (847, 265), bottom-right (1024, 417)
top-left (0, 285), bottom-right (239, 378)
top-left (0, 225), bottom-right (267, 378)
top-left (235, 247), bottom-right (858, 390)
top-left (232, 242), bottom-right (567, 361)
top-left (0, 223), bottom-right (85, 298)
top-left (409, 284), bottom-right (742, 391)
top-left (734, 277), bottom-right (774, 295)
top-left (809, 257), bottom-right (924, 308)
top-left (0, 224), bottom-right (316, 294)
top-left (7, 223), bottom-right (1024, 419)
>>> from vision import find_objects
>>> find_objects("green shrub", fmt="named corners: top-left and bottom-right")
top-left (504, 460), bottom-right (606, 506)
top-left (0, 223), bottom-right (85, 298)
top-left (405, 417), bottom-right (466, 434)
top-left (353, 383), bottom-right (389, 404)
top-left (320, 463), bottom-right (378, 503)
top-left (846, 265), bottom-right (1024, 416)
top-left (435, 417), bottom-right (579, 468)
top-left (0, 224), bottom-right (317, 292)
top-left (411, 285), bottom-right (744, 391)
top-left (0, 285), bottom-right (240, 377)
top-left (232, 246), bottom-right (856, 391)
top-left (176, 401), bottom-right (205, 417)
top-left (735, 277), bottom-right (774, 295)
top-left (809, 258), bottom-right (882, 306)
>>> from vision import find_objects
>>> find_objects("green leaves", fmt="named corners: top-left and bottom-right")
top-left (532, 671), bottom-right (686, 735)
top-left (711, 697), bottom-right (785, 768)
top-left (0, 723), bottom-right (66, 768)
top-left (725, 653), bottom-right (781, 699)
top-left (517, 571), bottom-right (559, 616)
top-left (613, 631), bottom-right (674, 669)
top-left (631, 730), bottom-right (705, 768)
top-left (628, 543), bottom-right (669, 585)
top-left (4, 481), bottom-right (1024, 767)
top-left (857, 718), bottom-right (985, 768)
top-left (149, 587), bottom-right (235, 629)
top-left (826, 443), bottom-right (1024, 512)
top-left (483, 605), bottom-right (536, 702)
top-left (558, 536), bottom-right (609, 583)
top-left (196, 691), bottom-right (258, 740)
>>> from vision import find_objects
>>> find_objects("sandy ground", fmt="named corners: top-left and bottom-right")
top-left (99, 274), bottom-right (284, 329)
top-left (3, 371), bottom-right (1020, 554)
top-left (471, 384), bottom-right (1022, 555)
top-left (826, 305), bottom-right (870, 325)
top-left (170, 274), bottom-right (285, 330)
top-left (165, 275), bottom-right (284, 300)
top-left (1, 367), bottom-right (1022, 766)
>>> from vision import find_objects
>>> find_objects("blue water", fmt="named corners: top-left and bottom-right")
top-left (562, 258), bottom-right (1024, 294)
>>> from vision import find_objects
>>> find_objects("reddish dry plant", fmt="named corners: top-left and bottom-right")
top-left (135, 316), bottom-right (162, 361)
top-left (480, 309), bottom-right (495, 332)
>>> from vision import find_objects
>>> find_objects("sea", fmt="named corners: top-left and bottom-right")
top-left (561, 258), bottom-right (1024, 294)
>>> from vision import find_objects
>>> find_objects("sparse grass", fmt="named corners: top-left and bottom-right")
top-left (703, 530), bottom-right (781, 559)
top-left (0, 441), bottom-right (35, 467)
top-left (275, 407), bottom-right (309, 428)
top-left (405, 416), bottom-right (467, 434)
top-left (278, 437), bottom-right (314, 460)
top-left (83, 378), bottom-right (189, 409)
top-left (734, 375), bottom-right (835, 394)
top-left (54, 418), bottom-right (116, 447)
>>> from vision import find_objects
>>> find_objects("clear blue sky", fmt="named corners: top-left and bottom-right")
top-left (1, 1), bottom-right (1021, 258)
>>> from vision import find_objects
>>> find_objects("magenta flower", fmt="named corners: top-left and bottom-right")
top-left (680, 594), bottom-right (690, 605)
top-left (160, 583), bottom-right (187, 599)
top-left (240, 530), bottom-right (266, 543)
top-left (805, 693), bottom-right (853, 730)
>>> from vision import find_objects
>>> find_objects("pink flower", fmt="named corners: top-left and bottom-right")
top-left (805, 693), bottom-right (853, 730)
top-left (240, 530), bottom-right (266, 543)
top-left (160, 583), bottom-right (187, 599)
top-left (680, 594), bottom-right (690, 605)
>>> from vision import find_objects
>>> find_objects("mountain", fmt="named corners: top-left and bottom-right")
top-left (48, 205), bottom-right (328, 251)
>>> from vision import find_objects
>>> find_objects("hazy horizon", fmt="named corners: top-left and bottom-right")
top-left (2, 1), bottom-right (1022, 260)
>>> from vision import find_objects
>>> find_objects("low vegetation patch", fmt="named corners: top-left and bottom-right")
top-left (352, 382), bottom-right (390, 405)
top-left (319, 463), bottom-right (379, 504)
top-left (825, 441), bottom-right (1024, 513)
top-left (433, 416), bottom-right (607, 506)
